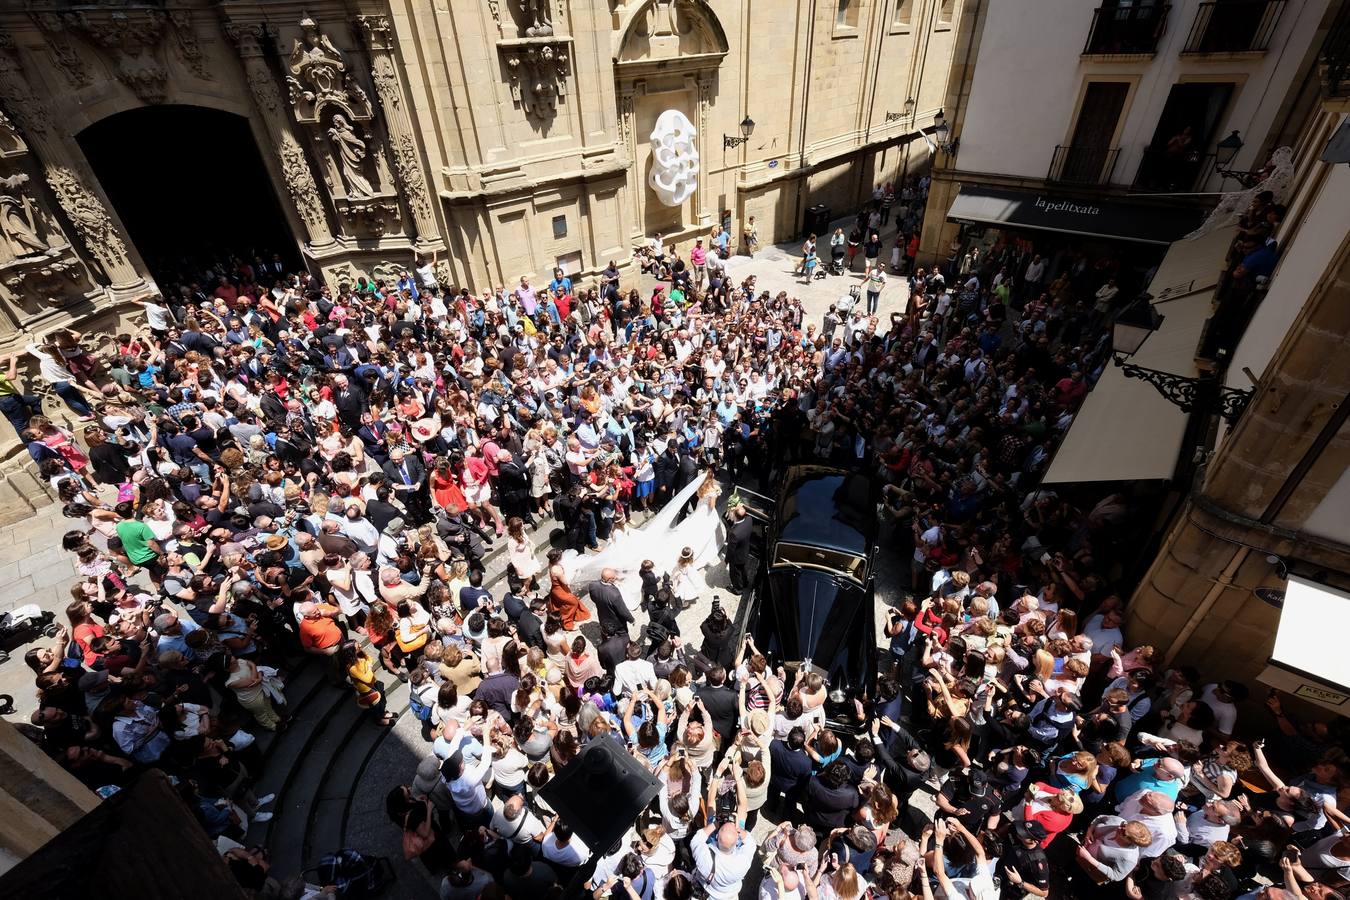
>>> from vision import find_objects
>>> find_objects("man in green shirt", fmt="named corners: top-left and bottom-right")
top-left (114, 501), bottom-right (163, 578)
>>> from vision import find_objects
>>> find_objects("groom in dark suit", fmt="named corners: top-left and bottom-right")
top-left (590, 567), bottom-right (634, 639)
top-left (725, 504), bottom-right (754, 594)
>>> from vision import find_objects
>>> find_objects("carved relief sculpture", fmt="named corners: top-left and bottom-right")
top-left (521, 0), bottom-right (555, 36)
top-left (31, 14), bottom-right (94, 90)
top-left (287, 14), bottom-right (372, 124)
top-left (0, 174), bottom-right (52, 258)
top-left (356, 15), bottom-right (441, 246)
top-left (648, 109), bottom-right (699, 206)
top-left (328, 114), bottom-right (375, 199)
top-left (46, 166), bottom-right (129, 267)
top-left (278, 133), bottom-right (330, 233)
top-left (69, 10), bottom-right (171, 104)
top-left (502, 41), bottom-right (571, 121)
top-left (167, 11), bottom-right (212, 81)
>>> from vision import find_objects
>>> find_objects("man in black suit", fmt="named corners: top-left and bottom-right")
top-left (590, 568), bottom-right (634, 639)
top-left (383, 446), bottom-right (431, 524)
top-left (363, 482), bottom-right (402, 533)
top-left (494, 450), bottom-right (532, 523)
top-left (694, 666), bottom-right (738, 747)
top-left (332, 373), bottom-right (367, 434)
top-left (654, 440), bottom-right (680, 503)
top-left (725, 503), bottom-right (753, 594)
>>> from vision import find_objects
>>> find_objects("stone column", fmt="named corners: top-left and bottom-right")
top-left (0, 38), bottom-right (144, 291)
top-left (355, 15), bottom-right (443, 252)
top-left (224, 22), bottom-right (336, 251)
top-left (696, 74), bottom-right (713, 226)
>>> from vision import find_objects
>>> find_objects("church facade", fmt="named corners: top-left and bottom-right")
top-left (0, 0), bottom-right (964, 516)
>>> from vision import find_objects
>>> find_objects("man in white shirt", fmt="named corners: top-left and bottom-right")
top-left (541, 821), bottom-right (591, 869)
top-left (614, 645), bottom-right (658, 697)
top-left (692, 821), bottom-right (758, 900)
top-left (442, 716), bottom-right (497, 826)
top-left (759, 862), bottom-right (805, 900)
top-left (1118, 790), bottom-right (1178, 859)
top-left (490, 794), bottom-right (545, 846)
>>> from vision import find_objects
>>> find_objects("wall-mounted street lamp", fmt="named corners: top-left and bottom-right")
top-left (1111, 295), bottom-right (1253, 424)
top-left (1214, 130), bottom-right (1264, 187)
top-left (933, 108), bottom-right (959, 156)
top-left (723, 116), bottom-right (755, 149)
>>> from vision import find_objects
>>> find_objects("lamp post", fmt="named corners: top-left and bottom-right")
top-left (1214, 130), bottom-right (1263, 188)
top-left (933, 108), bottom-right (959, 157)
top-left (1111, 295), bottom-right (1254, 425)
top-left (723, 116), bottom-right (755, 150)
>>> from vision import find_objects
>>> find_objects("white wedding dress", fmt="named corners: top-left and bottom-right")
top-left (564, 472), bottom-right (726, 612)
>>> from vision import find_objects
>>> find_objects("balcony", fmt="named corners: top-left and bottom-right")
top-left (1132, 147), bottom-right (1217, 192)
top-left (1320, 1), bottom-right (1350, 100)
top-left (1083, 3), bottom-right (1171, 56)
top-left (1182, 0), bottom-right (1286, 54)
top-left (1047, 144), bottom-right (1121, 186)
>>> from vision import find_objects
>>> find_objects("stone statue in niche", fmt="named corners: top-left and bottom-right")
top-left (327, 114), bottom-right (374, 199)
top-left (0, 174), bottom-right (53, 258)
top-left (648, 109), bottom-right (699, 207)
top-left (520, 0), bottom-right (554, 36)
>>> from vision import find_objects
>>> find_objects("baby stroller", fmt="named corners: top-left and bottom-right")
top-left (830, 243), bottom-right (847, 275)
top-left (0, 604), bottom-right (60, 665)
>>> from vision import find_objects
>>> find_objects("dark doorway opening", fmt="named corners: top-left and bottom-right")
top-left (78, 105), bottom-right (300, 286)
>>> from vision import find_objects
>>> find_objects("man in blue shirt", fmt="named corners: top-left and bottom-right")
top-left (548, 267), bottom-right (573, 297)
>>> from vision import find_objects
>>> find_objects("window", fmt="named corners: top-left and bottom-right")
top-left (937, 0), bottom-right (956, 27)
top-left (835, 0), bottom-right (860, 31)
top-left (893, 0), bottom-right (914, 30)
top-left (551, 214), bottom-right (567, 239)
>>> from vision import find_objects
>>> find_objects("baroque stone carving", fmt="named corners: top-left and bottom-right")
top-left (68, 10), bottom-right (171, 104)
top-left (278, 133), bottom-right (329, 232)
top-left (287, 14), bottom-right (372, 124)
top-left (0, 173), bottom-right (55, 258)
top-left (520, 0), bottom-right (555, 36)
top-left (648, 109), bottom-right (699, 206)
top-left (392, 133), bottom-right (434, 222)
top-left (0, 40), bottom-right (51, 137)
top-left (167, 11), bottom-right (211, 81)
top-left (32, 14), bottom-right (94, 89)
top-left (501, 40), bottom-right (571, 121)
top-left (46, 166), bottom-right (129, 268)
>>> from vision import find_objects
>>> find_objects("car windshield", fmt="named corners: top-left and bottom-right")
top-left (773, 541), bottom-right (867, 583)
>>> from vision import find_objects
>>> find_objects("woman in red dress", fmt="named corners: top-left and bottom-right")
top-left (430, 456), bottom-right (468, 516)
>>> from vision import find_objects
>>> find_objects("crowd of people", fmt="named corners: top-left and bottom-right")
top-left (7, 178), bottom-right (1348, 900)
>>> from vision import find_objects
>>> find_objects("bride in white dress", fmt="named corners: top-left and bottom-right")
top-left (564, 467), bottom-right (725, 612)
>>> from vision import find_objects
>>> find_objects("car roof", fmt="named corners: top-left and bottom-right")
top-left (776, 465), bottom-right (877, 558)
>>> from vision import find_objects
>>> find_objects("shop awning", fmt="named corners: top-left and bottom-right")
top-left (1145, 225), bottom-right (1239, 301)
top-left (1042, 290), bottom-right (1213, 484)
top-left (1266, 576), bottom-right (1350, 695)
top-left (947, 185), bottom-right (1206, 245)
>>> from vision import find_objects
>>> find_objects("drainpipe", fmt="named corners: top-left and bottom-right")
top-left (794, 0), bottom-right (818, 237)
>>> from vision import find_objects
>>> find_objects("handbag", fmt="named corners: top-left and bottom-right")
top-left (402, 798), bottom-right (435, 859)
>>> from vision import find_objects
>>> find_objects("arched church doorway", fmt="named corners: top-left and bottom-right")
top-left (77, 105), bottom-right (300, 287)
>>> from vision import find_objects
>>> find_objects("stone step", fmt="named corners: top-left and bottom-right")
top-left (305, 677), bottom-right (412, 871)
top-left (245, 672), bottom-right (349, 849)
top-left (250, 657), bottom-right (330, 762)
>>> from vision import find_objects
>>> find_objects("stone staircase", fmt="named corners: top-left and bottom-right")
top-left (242, 517), bottom-right (564, 896)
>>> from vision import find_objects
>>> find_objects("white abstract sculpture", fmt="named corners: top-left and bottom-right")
top-left (648, 109), bottom-right (699, 207)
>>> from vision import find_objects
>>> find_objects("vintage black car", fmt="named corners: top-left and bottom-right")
top-left (734, 465), bottom-right (878, 733)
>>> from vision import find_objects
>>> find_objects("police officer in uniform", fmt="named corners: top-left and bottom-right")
top-left (999, 820), bottom-right (1051, 899)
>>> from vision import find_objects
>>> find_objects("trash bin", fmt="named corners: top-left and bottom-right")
top-left (802, 204), bottom-right (831, 240)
